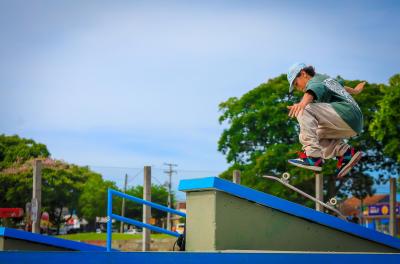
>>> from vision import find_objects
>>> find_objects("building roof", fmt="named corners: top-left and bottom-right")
top-left (176, 201), bottom-right (186, 210)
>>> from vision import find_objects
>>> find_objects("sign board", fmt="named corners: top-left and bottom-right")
top-left (368, 204), bottom-right (400, 216)
top-left (25, 202), bottom-right (31, 216)
top-left (0, 208), bottom-right (24, 218)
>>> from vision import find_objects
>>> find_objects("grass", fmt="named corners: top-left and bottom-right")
top-left (57, 232), bottom-right (171, 241)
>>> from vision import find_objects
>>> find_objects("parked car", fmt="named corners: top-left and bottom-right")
top-left (124, 228), bottom-right (142, 234)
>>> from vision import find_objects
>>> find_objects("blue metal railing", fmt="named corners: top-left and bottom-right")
top-left (106, 188), bottom-right (186, 251)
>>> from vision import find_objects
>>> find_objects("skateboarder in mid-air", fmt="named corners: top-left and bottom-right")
top-left (286, 63), bottom-right (365, 178)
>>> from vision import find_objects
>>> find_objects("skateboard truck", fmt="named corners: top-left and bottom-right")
top-left (263, 173), bottom-right (346, 221)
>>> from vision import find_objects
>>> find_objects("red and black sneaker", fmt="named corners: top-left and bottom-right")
top-left (336, 147), bottom-right (362, 179)
top-left (288, 152), bottom-right (324, 172)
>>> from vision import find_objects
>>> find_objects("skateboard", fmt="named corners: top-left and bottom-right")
top-left (263, 173), bottom-right (347, 221)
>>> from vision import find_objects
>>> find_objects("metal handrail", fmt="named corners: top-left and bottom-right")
top-left (106, 188), bottom-right (186, 251)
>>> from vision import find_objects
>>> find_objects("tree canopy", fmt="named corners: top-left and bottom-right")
top-left (0, 134), bottom-right (174, 233)
top-left (369, 74), bottom-right (400, 163)
top-left (0, 134), bottom-right (49, 170)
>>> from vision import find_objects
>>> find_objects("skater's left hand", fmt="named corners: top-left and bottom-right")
top-left (345, 81), bottom-right (366, 95)
top-left (353, 81), bottom-right (366, 95)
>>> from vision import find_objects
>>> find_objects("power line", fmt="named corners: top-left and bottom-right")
top-left (88, 165), bottom-right (143, 170)
top-left (87, 164), bottom-right (224, 173)
top-left (152, 175), bottom-right (164, 186)
top-left (175, 169), bottom-right (223, 173)
top-left (127, 170), bottom-right (143, 186)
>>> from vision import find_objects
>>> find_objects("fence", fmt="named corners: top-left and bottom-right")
top-left (106, 188), bottom-right (186, 252)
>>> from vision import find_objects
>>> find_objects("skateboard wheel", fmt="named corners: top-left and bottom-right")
top-left (282, 172), bottom-right (291, 180)
top-left (329, 198), bottom-right (337, 206)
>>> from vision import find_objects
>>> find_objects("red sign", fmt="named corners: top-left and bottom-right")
top-left (0, 208), bottom-right (24, 218)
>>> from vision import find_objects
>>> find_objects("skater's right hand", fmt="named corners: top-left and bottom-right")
top-left (287, 92), bottom-right (314, 118)
top-left (287, 103), bottom-right (305, 118)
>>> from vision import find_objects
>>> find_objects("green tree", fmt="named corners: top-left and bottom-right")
top-left (0, 159), bottom-right (90, 233)
top-left (0, 134), bottom-right (118, 233)
top-left (0, 169), bottom-right (32, 209)
top-left (123, 184), bottom-right (173, 225)
top-left (41, 164), bottom-right (87, 234)
top-left (339, 78), bottom-right (398, 203)
top-left (0, 160), bottom-right (118, 233)
top-left (369, 74), bottom-right (400, 162)
top-left (0, 134), bottom-right (51, 212)
top-left (0, 134), bottom-right (50, 170)
top-left (78, 172), bottom-right (118, 230)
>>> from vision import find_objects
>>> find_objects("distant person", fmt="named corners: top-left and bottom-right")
top-left (351, 213), bottom-right (360, 224)
top-left (286, 63), bottom-right (365, 178)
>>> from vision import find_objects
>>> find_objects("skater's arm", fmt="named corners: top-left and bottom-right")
top-left (345, 82), bottom-right (366, 95)
top-left (287, 92), bottom-right (314, 118)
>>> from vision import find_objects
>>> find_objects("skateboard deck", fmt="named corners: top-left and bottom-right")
top-left (263, 173), bottom-right (347, 221)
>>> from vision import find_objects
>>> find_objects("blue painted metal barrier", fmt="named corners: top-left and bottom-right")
top-left (106, 188), bottom-right (186, 251)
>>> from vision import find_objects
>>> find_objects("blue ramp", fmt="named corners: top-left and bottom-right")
top-left (179, 177), bottom-right (400, 252)
top-left (0, 227), bottom-right (108, 251)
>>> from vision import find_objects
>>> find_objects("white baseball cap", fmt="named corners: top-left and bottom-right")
top-left (287, 62), bottom-right (306, 93)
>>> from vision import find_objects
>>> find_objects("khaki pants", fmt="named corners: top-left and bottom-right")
top-left (297, 103), bottom-right (357, 159)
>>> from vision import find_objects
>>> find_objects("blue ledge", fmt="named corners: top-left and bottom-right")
top-left (179, 177), bottom-right (400, 250)
top-left (0, 227), bottom-right (109, 251)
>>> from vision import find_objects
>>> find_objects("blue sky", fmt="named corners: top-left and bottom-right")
top-left (1, 1), bottom-right (399, 194)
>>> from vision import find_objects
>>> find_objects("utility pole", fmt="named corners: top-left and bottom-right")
top-left (233, 170), bottom-right (241, 184)
top-left (120, 174), bottom-right (128, 233)
top-left (164, 163), bottom-right (177, 231)
top-left (315, 173), bottom-right (323, 212)
top-left (32, 159), bottom-right (42, 234)
top-left (143, 166), bottom-right (151, 251)
top-left (389, 177), bottom-right (397, 237)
